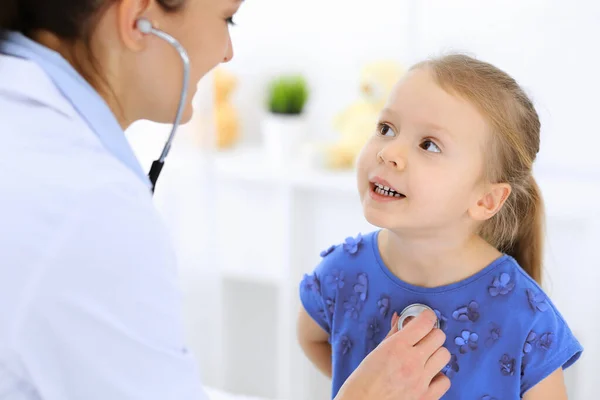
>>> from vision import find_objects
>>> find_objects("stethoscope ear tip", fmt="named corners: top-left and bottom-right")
top-left (136, 18), bottom-right (153, 34)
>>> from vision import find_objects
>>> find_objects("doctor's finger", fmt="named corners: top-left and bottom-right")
top-left (422, 373), bottom-right (451, 400)
top-left (415, 327), bottom-right (446, 361)
top-left (396, 309), bottom-right (438, 347)
top-left (384, 312), bottom-right (399, 340)
top-left (424, 346), bottom-right (451, 381)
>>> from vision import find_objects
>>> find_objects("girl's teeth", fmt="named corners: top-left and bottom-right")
top-left (375, 185), bottom-right (403, 198)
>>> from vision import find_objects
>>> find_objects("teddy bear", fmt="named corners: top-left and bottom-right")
top-left (213, 67), bottom-right (240, 149)
top-left (324, 60), bottom-right (405, 169)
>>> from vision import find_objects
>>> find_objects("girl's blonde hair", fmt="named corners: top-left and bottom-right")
top-left (413, 54), bottom-right (544, 284)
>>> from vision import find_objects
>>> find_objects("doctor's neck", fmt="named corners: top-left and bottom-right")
top-left (34, 29), bottom-right (143, 129)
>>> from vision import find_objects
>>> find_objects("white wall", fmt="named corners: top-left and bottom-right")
top-left (223, 0), bottom-right (412, 145)
top-left (222, 0), bottom-right (600, 174)
top-left (411, 0), bottom-right (600, 175)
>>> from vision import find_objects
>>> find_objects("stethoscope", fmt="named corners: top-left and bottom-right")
top-left (135, 18), bottom-right (190, 194)
top-left (397, 303), bottom-right (440, 331)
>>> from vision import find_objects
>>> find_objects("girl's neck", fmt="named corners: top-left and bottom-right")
top-left (378, 228), bottom-right (503, 288)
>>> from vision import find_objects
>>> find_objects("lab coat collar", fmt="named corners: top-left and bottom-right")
top-left (0, 32), bottom-right (152, 189)
top-left (0, 55), bottom-right (75, 120)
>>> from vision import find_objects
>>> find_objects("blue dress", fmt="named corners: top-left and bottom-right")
top-left (299, 230), bottom-right (582, 399)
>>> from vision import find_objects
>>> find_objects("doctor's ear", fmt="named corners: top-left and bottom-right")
top-left (114, 0), bottom-right (153, 49)
top-left (468, 182), bottom-right (511, 222)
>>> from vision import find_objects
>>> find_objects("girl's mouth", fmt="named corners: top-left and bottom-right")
top-left (371, 182), bottom-right (406, 199)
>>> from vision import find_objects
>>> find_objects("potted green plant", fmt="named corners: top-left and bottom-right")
top-left (261, 74), bottom-right (309, 164)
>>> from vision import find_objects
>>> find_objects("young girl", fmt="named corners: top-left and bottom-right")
top-left (297, 54), bottom-right (583, 399)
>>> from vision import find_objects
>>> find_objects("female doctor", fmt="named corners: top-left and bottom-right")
top-left (0, 0), bottom-right (451, 399)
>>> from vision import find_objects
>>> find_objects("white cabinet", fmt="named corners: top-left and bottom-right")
top-left (212, 147), bottom-right (374, 400)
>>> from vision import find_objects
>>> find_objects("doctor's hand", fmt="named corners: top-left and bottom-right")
top-left (334, 310), bottom-right (451, 400)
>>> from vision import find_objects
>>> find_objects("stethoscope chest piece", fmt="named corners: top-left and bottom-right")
top-left (398, 303), bottom-right (440, 330)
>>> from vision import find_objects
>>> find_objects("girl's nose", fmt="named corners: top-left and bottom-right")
top-left (377, 142), bottom-right (407, 171)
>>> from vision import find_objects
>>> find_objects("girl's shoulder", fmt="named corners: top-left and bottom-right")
top-left (474, 256), bottom-right (583, 395)
top-left (311, 230), bottom-right (380, 274)
top-left (299, 230), bottom-right (380, 303)
top-left (298, 230), bottom-right (381, 333)
top-left (476, 255), bottom-right (577, 334)
top-left (489, 256), bottom-right (573, 326)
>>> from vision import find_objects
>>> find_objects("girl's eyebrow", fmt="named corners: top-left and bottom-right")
top-left (422, 121), bottom-right (452, 138)
top-left (379, 108), bottom-right (400, 122)
top-left (379, 108), bottom-right (453, 141)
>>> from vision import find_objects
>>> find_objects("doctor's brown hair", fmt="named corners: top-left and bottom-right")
top-left (0, 0), bottom-right (185, 38)
top-left (0, 0), bottom-right (185, 84)
top-left (413, 54), bottom-right (544, 284)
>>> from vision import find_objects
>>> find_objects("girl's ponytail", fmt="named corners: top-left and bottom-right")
top-left (416, 54), bottom-right (544, 284)
top-left (504, 175), bottom-right (544, 284)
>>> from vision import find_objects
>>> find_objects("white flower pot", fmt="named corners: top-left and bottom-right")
top-left (261, 113), bottom-right (307, 165)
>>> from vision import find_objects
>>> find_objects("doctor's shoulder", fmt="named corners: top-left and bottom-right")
top-left (0, 57), bottom-right (135, 187)
top-left (1, 82), bottom-right (152, 211)
top-left (0, 56), bottom-right (168, 266)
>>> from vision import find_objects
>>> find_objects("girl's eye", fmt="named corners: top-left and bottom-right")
top-left (421, 139), bottom-right (441, 153)
top-left (226, 17), bottom-right (236, 26)
top-left (377, 123), bottom-right (396, 137)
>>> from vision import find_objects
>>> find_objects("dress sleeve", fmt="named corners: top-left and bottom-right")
top-left (519, 288), bottom-right (583, 397)
top-left (299, 243), bottom-right (343, 335)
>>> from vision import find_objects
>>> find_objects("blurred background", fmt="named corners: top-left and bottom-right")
top-left (125, 1), bottom-right (600, 399)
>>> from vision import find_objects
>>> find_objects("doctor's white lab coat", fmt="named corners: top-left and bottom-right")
top-left (0, 54), bottom-right (206, 399)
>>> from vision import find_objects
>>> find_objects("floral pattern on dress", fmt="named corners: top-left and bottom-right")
top-left (452, 301), bottom-right (480, 322)
top-left (343, 233), bottom-right (363, 254)
top-left (489, 272), bottom-right (515, 296)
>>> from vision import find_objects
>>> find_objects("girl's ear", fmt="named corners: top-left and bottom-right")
top-left (469, 183), bottom-right (511, 221)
